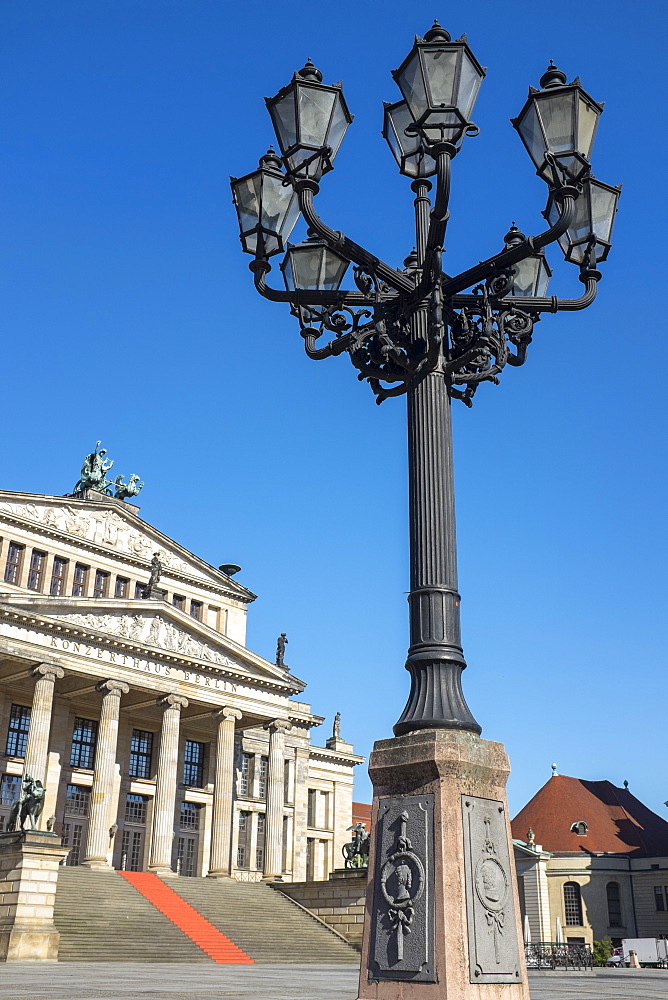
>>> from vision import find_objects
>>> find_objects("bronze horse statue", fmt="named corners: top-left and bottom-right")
top-left (342, 821), bottom-right (370, 868)
top-left (7, 774), bottom-right (46, 832)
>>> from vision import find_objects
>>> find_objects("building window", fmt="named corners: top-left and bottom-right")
top-left (258, 756), bottom-right (268, 800)
top-left (183, 740), bottom-right (205, 788)
top-left (120, 828), bottom-right (143, 871)
top-left (134, 582), bottom-right (146, 599)
top-left (4, 542), bottom-right (24, 585)
top-left (256, 813), bottom-right (266, 871)
top-left (50, 557), bottom-right (68, 596)
top-left (62, 822), bottom-right (83, 866)
top-left (5, 704), bottom-right (31, 757)
top-left (125, 793), bottom-right (148, 824)
top-left (570, 821), bottom-right (588, 836)
top-left (190, 600), bottom-right (203, 621)
top-left (172, 595), bottom-right (185, 611)
top-left (606, 881), bottom-right (622, 927)
top-left (27, 550), bottom-right (46, 591)
top-left (564, 882), bottom-right (583, 926)
top-left (307, 788), bottom-right (317, 828)
top-left (237, 810), bottom-right (251, 868)
top-left (129, 729), bottom-right (153, 779)
top-left (70, 717), bottom-right (98, 769)
top-left (655, 886), bottom-right (666, 912)
top-left (93, 570), bottom-right (110, 598)
top-left (238, 753), bottom-right (252, 796)
top-left (114, 576), bottom-right (129, 598)
top-left (180, 802), bottom-right (201, 831)
top-left (0, 773), bottom-right (21, 806)
top-left (65, 784), bottom-right (90, 816)
top-left (72, 563), bottom-right (89, 597)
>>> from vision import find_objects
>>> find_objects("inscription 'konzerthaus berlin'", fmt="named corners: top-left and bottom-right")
top-left (0, 481), bottom-right (362, 881)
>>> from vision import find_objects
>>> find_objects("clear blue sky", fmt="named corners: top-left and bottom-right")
top-left (1, 1), bottom-right (666, 816)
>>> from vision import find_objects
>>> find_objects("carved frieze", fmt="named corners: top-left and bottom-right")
top-left (462, 794), bottom-right (523, 985)
top-left (368, 794), bottom-right (435, 983)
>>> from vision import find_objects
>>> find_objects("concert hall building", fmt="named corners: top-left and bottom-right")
top-left (0, 482), bottom-right (362, 881)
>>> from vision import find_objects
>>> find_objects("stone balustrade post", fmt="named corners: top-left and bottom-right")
top-left (82, 679), bottom-right (129, 868)
top-left (23, 664), bottom-right (65, 791)
top-left (148, 694), bottom-right (188, 875)
top-left (263, 719), bottom-right (291, 879)
top-left (208, 707), bottom-right (242, 878)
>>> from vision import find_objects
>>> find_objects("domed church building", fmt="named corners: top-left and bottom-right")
top-left (0, 446), bottom-right (362, 882)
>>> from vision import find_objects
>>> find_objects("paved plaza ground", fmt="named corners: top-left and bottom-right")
top-left (1, 965), bottom-right (667, 1000)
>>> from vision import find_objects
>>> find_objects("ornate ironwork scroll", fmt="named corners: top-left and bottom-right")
top-left (462, 795), bottom-right (523, 984)
top-left (368, 794), bottom-right (435, 983)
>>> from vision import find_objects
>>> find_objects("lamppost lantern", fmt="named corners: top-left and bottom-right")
top-left (512, 61), bottom-right (604, 187)
top-left (383, 100), bottom-right (438, 178)
top-left (265, 59), bottom-right (353, 182)
top-left (230, 148), bottom-right (300, 256)
top-left (501, 225), bottom-right (552, 297)
top-left (280, 231), bottom-right (350, 295)
top-left (392, 20), bottom-right (486, 147)
top-left (545, 175), bottom-right (621, 264)
top-left (233, 27), bottom-right (619, 995)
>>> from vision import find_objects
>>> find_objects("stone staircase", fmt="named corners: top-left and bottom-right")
top-left (54, 868), bottom-right (359, 964)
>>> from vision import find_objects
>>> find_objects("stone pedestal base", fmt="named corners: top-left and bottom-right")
top-left (0, 831), bottom-right (69, 962)
top-left (79, 857), bottom-right (112, 870)
top-left (357, 730), bottom-right (529, 1000)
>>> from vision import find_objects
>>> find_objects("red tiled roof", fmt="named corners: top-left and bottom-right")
top-left (511, 775), bottom-right (668, 856)
top-left (352, 801), bottom-right (372, 828)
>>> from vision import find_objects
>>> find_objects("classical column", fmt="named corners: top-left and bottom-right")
top-left (81, 679), bottom-right (129, 869)
top-left (208, 707), bottom-right (242, 878)
top-left (23, 664), bottom-right (64, 788)
top-left (263, 719), bottom-right (291, 879)
top-left (148, 694), bottom-right (188, 875)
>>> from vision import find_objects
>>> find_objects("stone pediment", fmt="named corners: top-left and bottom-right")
top-left (0, 491), bottom-right (253, 601)
top-left (0, 596), bottom-right (301, 691)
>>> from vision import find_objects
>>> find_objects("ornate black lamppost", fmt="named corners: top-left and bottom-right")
top-left (232, 22), bottom-right (618, 999)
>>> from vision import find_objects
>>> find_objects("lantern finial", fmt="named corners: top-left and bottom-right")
top-left (539, 62), bottom-right (567, 89)
top-left (424, 20), bottom-right (451, 43)
top-left (297, 58), bottom-right (323, 83)
top-left (504, 224), bottom-right (526, 247)
top-left (260, 147), bottom-right (282, 170)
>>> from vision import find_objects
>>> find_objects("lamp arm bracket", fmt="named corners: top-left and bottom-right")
top-left (441, 192), bottom-right (577, 298)
top-left (249, 258), bottom-right (378, 307)
top-left (301, 328), bottom-right (352, 360)
top-left (295, 180), bottom-right (413, 295)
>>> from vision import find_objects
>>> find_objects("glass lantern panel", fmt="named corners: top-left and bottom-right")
top-left (577, 97), bottom-right (598, 160)
top-left (326, 94), bottom-right (350, 159)
top-left (511, 257), bottom-right (541, 297)
top-left (422, 48), bottom-right (458, 107)
top-left (321, 251), bottom-right (348, 290)
top-left (537, 90), bottom-right (575, 152)
top-left (568, 194), bottom-right (591, 243)
top-left (298, 86), bottom-right (337, 146)
top-left (589, 183), bottom-right (617, 242)
top-left (270, 93), bottom-right (298, 152)
top-left (278, 190), bottom-right (301, 243)
top-left (233, 173), bottom-right (262, 233)
top-left (260, 174), bottom-right (290, 233)
top-left (292, 246), bottom-right (326, 289)
top-left (457, 51), bottom-right (483, 120)
top-left (535, 258), bottom-right (551, 297)
top-left (397, 51), bottom-right (428, 119)
top-left (517, 103), bottom-right (546, 168)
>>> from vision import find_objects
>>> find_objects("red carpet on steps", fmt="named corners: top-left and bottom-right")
top-left (119, 871), bottom-right (254, 964)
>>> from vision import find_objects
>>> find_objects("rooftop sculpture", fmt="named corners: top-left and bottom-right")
top-left (73, 442), bottom-right (144, 501)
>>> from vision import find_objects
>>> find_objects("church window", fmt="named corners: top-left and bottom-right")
top-left (114, 576), bottom-right (129, 598)
top-left (27, 550), bottom-right (46, 591)
top-left (50, 557), bottom-right (68, 596)
top-left (0, 773), bottom-right (21, 806)
top-left (93, 570), bottom-right (110, 598)
top-left (5, 704), bottom-right (31, 757)
top-left (4, 543), bottom-right (24, 585)
top-left (70, 717), bottom-right (98, 769)
top-left (183, 740), bottom-right (206, 787)
top-left (172, 595), bottom-right (185, 611)
top-left (72, 563), bottom-right (89, 597)
top-left (65, 784), bottom-right (90, 816)
top-left (125, 794), bottom-right (148, 824)
top-left (239, 753), bottom-right (252, 796)
top-left (180, 802), bottom-right (201, 831)
top-left (606, 881), bottom-right (622, 926)
top-left (655, 887), bottom-right (666, 912)
top-left (190, 600), bottom-right (203, 621)
top-left (129, 730), bottom-right (153, 779)
top-left (564, 881), bottom-right (583, 925)
top-left (258, 756), bottom-right (268, 800)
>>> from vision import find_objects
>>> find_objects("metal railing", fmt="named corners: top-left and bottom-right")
top-left (525, 941), bottom-right (593, 971)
